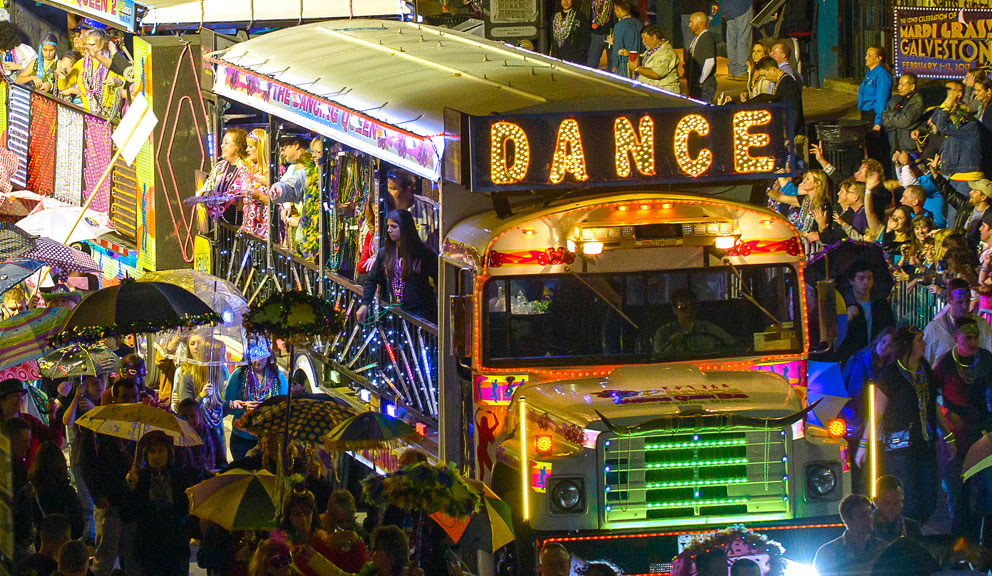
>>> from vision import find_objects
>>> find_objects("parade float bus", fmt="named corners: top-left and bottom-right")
top-left (207, 19), bottom-right (847, 575)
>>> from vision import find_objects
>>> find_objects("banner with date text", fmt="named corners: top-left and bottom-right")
top-left (894, 7), bottom-right (992, 79)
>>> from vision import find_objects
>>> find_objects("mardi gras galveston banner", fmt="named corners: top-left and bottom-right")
top-left (894, 7), bottom-right (992, 79)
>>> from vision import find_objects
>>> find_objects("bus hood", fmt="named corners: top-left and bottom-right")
top-left (519, 364), bottom-right (804, 431)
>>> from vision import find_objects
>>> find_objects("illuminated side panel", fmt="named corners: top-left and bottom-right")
top-left (133, 37), bottom-right (156, 272)
top-left (602, 428), bottom-right (790, 529)
top-left (82, 115), bottom-right (113, 214)
top-left (7, 84), bottom-right (30, 189)
top-left (0, 81), bottom-right (8, 146)
top-left (27, 94), bottom-right (57, 197)
top-left (54, 106), bottom-right (85, 205)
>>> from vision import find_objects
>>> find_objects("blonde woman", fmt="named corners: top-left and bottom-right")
top-left (767, 169), bottom-right (833, 251)
top-left (242, 129), bottom-right (270, 237)
top-left (174, 333), bottom-right (228, 469)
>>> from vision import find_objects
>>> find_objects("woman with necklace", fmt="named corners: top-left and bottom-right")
top-left (75, 29), bottom-right (124, 118)
top-left (174, 333), bottom-right (229, 470)
top-left (586, 0), bottom-right (615, 70)
top-left (242, 129), bottom-right (271, 237)
top-left (15, 33), bottom-right (58, 93)
top-left (0, 21), bottom-right (37, 80)
top-left (193, 128), bottom-right (251, 225)
top-left (356, 209), bottom-right (438, 324)
top-left (225, 337), bottom-right (288, 459)
top-left (932, 316), bottom-right (992, 536)
top-left (550, 0), bottom-right (590, 65)
top-left (609, 0), bottom-right (642, 80)
top-left (855, 326), bottom-right (943, 526)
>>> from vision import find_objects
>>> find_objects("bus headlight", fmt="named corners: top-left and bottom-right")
top-left (806, 464), bottom-right (838, 498)
top-left (551, 478), bottom-right (585, 513)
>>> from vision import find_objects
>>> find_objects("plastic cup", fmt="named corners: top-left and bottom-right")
top-left (629, 52), bottom-right (638, 63)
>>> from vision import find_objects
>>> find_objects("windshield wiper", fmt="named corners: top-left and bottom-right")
top-left (721, 257), bottom-right (783, 328)
top-left (568, 272), bottom-right (639, 330)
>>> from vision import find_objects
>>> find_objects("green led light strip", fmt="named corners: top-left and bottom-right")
top-left (646, 497), bottom-right (749, 509)
top-left (642, 478), bottom-right (748, 489)
top-left (642, 439), bottom-right (748, 450)
top-left (645, 457), bottom-right (748, 469)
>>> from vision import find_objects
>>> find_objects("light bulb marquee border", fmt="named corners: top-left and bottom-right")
top-left (462, 103), bottom-right (796, 192)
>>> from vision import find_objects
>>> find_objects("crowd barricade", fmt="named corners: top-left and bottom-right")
top-left (215, 221), bottom-right (441, 424)
top-left (889, 280), bottom-right (944, 329)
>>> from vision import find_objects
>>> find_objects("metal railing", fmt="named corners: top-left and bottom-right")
top-left (890, 280), bottom-right (944, 330)
top-left (215, 222), bottom-right (440, 424)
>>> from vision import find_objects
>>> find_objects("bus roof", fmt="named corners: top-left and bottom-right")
top-left (212, 18), bottom-right (700, 180)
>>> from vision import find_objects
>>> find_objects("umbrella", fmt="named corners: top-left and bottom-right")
top-left (141, 270), bottom-right (249, 365)
top-left (0, 220), bottom-right (37, 261)
top-left (363, 461), bottom-right (481, 520)
top-left (21, 237), bottom-right (101, 274)
top-left (805, 240), bottom-right (894, 302)
top-left (186, 468), bottom-right (280, 531)
top-left (964, 434), bottom-right (992, 481)
top-left (243, 290), bottom-right (343, 343)
top-left (0, 258), bottom-right (44, 295)
top-left (16, 205), bottom-right (114, 244)
top-left (38, 344), bottom-right (120, 379)
top-left (805, 360), bottom-right (850, 428)
top-left (323, 411), bottom-right (418, 452)
top-left (235, 394), bottom-right (356, 444)
top-left (53, 279), bottom-right (220, 345)
top-left (75, 402), bottom-right (203, 447)
top-left (430, 484), bottom-right (514, 553)
top-left (0, 307), bottom-right (69, 371)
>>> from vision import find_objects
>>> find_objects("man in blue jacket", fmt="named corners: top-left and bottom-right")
top-left (931, 80), bottom-right (983, 198)
top-left (858, 45), bottom-right (893, 173)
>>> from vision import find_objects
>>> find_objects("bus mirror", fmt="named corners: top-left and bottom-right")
top-left (450, 295), bottom-right (473, 358)
top-left (817, 280), bottom-right (838, 343)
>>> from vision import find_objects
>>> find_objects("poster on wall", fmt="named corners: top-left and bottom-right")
top-left (893, 6), bottom-right (992, 79)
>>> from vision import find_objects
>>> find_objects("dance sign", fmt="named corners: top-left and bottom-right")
top-left (42, 0), bottom-right (136, 31)
top-left (455, 104), bottom-right (796, 192)
top-left (894, 7), bottom-right (992, 79)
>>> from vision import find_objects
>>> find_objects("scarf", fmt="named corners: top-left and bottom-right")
top-left (553, 9), bottom-right (580, 48)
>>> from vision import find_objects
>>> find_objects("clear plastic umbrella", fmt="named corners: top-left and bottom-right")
top-left (140, 270), bottom-right (248, 366)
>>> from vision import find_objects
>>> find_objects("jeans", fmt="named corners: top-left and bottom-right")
top-left (92, 506), bottom-right (122, 576)
top-left (882, 444), bottom-right (939, 525)
top-left (691, 77), bottom-right (717, 104)
top-left (587, 32), bottom-right (612, 70)
top-left (69, 463), bottom-right (95, 543)
top-left (725, 7), bottom-right (753, 77)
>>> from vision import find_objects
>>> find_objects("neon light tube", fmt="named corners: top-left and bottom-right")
top-left (520, 396), bottom-right (529, 522)
top-left (869, 382), bottom-right (877, 499)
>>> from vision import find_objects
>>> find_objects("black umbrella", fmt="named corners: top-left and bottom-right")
top-left (804, 240), bottom-right (894, 301)
top-left (52, 279), bottom-right (219, 345)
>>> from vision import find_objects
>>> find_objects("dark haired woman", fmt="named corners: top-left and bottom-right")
top-left (225, 337), bottom-right (288, 460)
top-left (15, 33), bottom-right (58, 92)
top-left (122, 430), bottom-right (193, 576)
top-left (13, 441), bottom-right (84, 553)
top-left (549, 0), bottom-right (590, 65)
top-left (855, 326), bottom-right (943, 525)
top-left (0, 21), bottom-right (37, 79)
top-left (357, 209), bottom-right (438, 323)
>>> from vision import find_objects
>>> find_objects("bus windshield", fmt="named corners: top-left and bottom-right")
top-left (482, 265), bottom-right (803, 367)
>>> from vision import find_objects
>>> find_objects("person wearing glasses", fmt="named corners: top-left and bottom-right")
top-left (653, 289), bottom-right (734, 358)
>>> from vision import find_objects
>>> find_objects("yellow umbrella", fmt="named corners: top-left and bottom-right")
top-left (186, 468), bottom-right (279, 531)
top-left (75, 402), bottom-right (203, 447)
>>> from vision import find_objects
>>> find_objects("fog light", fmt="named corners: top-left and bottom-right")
top-left (714, 236), bottom-right (736, 250)
top-left (552, 478), bottom-right (584, 513)
top-left (535, 434), bottom-right (553, 455)
top-left (827, 418), bottom-right (846, 438)
top-left (807, 465), bottom-right (837, 497)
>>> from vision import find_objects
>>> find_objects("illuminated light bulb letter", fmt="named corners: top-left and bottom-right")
top-left (673, 114), bottom-right (712, 178)
top-left (732, 110), bottom-right (775, 173)
top-left (549, 118), bottom-right (589, 184)
top-left (490, 121), bottom-right (530, 185)
top-left (614, 115), bottom-right (656, 178)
